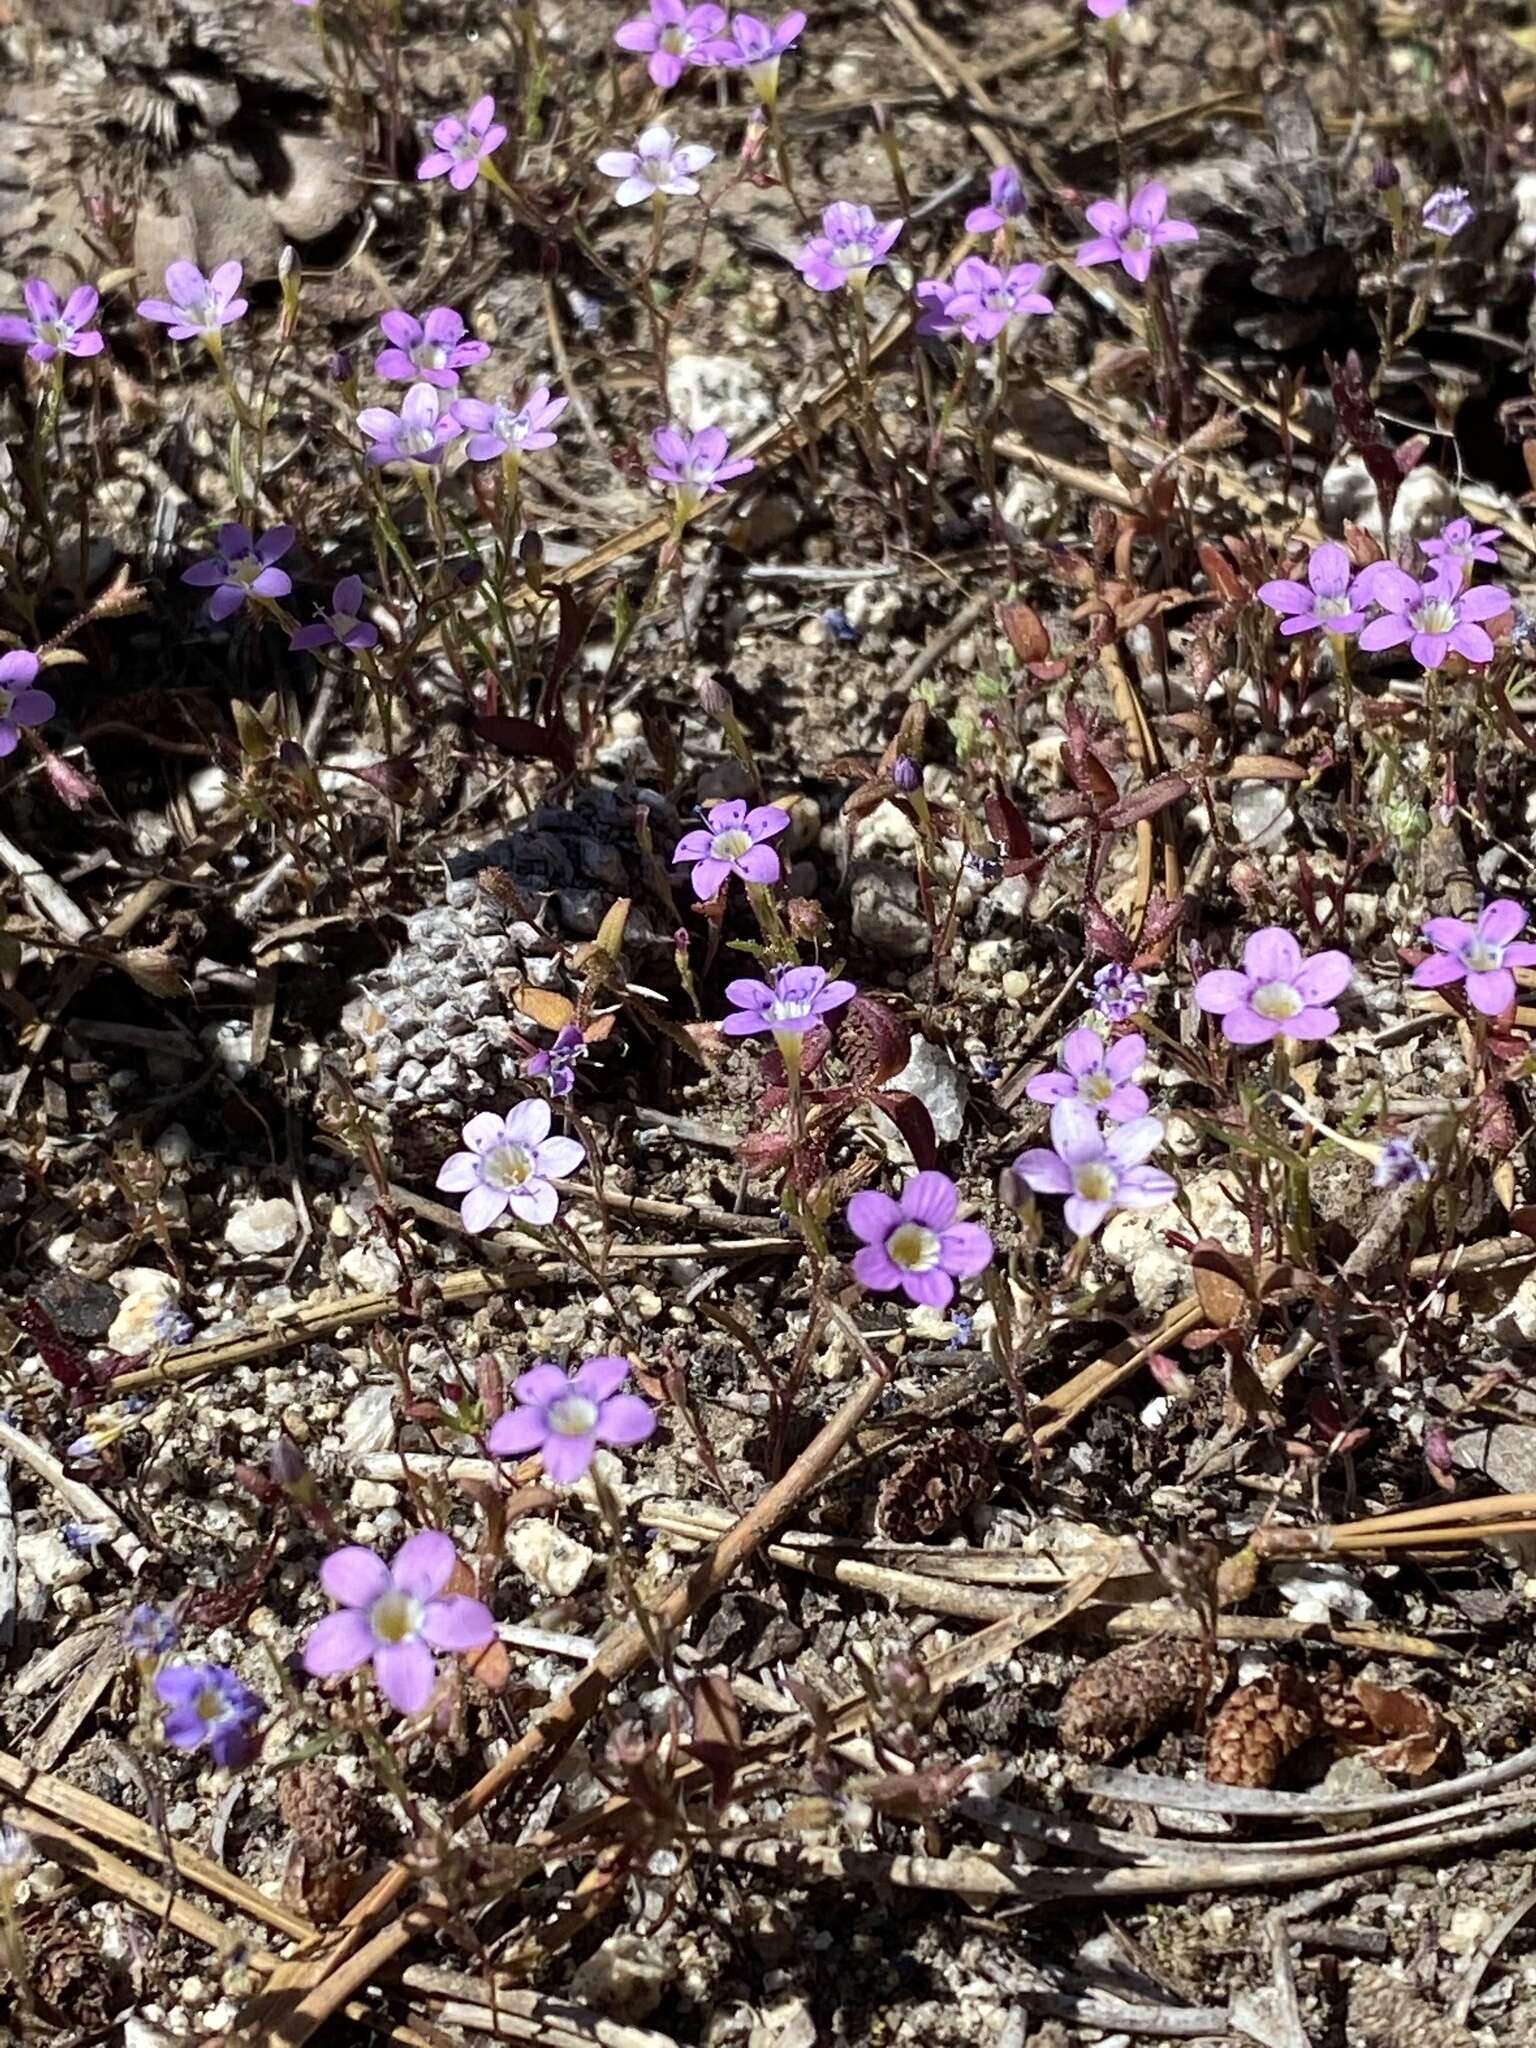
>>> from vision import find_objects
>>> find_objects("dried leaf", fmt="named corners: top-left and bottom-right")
top-left (838, 995), bottom-right (911, 1088)
top-left (1193, 1240), bottom-right (1253, 1330)
top-left (686, 1672), bottom-right (743, 1807)
top-left (513, 986), bottom-right (576, 1030)
top-left (594, 897), bottom-right (631, 961)
top-left (1101, 772), bottom-right (1190, 831)
top-left (995, 600), bottom-right (1051, 666)
top-left (1348, 1679), bottom-right (1451, 1776)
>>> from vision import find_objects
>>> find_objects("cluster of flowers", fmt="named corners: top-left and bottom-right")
top-left (124, 1604), bottom-right (268, 1768)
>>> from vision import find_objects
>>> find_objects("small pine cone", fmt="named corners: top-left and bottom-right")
top-left (278, 1764), bottom-right (370, 1924)
top-left (1314, 1662), bottom-right (1376, 1746)
top-left (30, 1918), bottom-right (120, 2029)
top-left (1059, 1635), bottom-right (1215, 1762)
top-left (1347, 1967), bottom-right (1478, 2048)
top-left (876, 1429), bottom-right (997, 1541)
top-left (1206, 1664), bottom-right (1319, 1787)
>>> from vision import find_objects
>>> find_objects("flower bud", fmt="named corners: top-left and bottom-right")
top-left (697, 675), bottom-right (732, 719)
top-left (891, 754), bottom-right (920, 793)
top-left (1372, 156), bottom-right (1400, 190)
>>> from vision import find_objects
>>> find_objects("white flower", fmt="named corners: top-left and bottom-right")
top-left (595, 124), bottom-right (714, 207)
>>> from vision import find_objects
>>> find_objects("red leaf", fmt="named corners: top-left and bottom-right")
top-left (472, 714), bottom-right (577, 775)
top-left (1101, 773), bottom-right (1190, 831)
top-left (868, 1089), bottom-right (938, 1170)
top-left (995, 600), bottom-right (1051, 666)
top-left (985, 791), bottom-right (1034, 862)
top-left (838, 996), bottom-right (911, 1088)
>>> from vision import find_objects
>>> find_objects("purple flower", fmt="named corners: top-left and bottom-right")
top-left (136, 260), bottom-right (247, 341)
top-left (1087, 0), bottom-right (1127, 15)
top-left (1256, 541), bottom-right (1368, 636)
top-left (674, 797), bottom-right (789, 899)
top-left (847, 1171), bottom-right (993, 1309)
top-left (1015, 1099), bottom-right (1177, 1239)
top-left (1373, 1137), bottom-right (1431, 1190)
top-left (1355, 562), bottom-right (1511, 670)
top-left (615, 0), bottom-right (730, 87)
top-left (289, 575), bottom-right (379, 653)
top-left (456, 386), bottom-right (569, 463)
top-left (1422, 186), bottom-right (1473, 238)
top-left (1421, 516), bottom-right (1502, 580)
top-left (125, 1602), bottom-right (179, 1657)
top-left (795, 201), bottom-right (904, 294)
top-left (648, 422), bottom-right (755, 521)
top-left (720, 962), bottom-right (857, 1039)
top-left (0, 278), bottom-right (104, 362)
top-left (181, 522), bottom-right (295, 623)
top-left (356, 381), bottom-right (461, 467)
top-left (302, 1530), bottom-right (496, 1715)
top-left (435, 1100), bottom-right (585, 1232)
top-left (944, 256), bottom-right (1053, 344)
top-left (1026, 1026), bottom-right (1148, 1121)
top-left (417, 95), bottom-right (507, 191)
top-left (718, 9), bottom-right (806, 103)
top-left (0, 650), bottom-right (55, 757)
top-left (597, 124), bottom-right (714, 206)
top-left (1410, 899), bottom-right (1536, 1018)
top-left (1092, 962), bottom-right (1146, 1024)
top-left (1194, 926), bottom-right (1353, 1046)
top-left (487, 1356), bottom-right (655, 1484)
top-left (526, 1024), bottom-right (586, 1099)
top-left (965, 163), bottom-right (1027, 234)
top-left (155, 1661), bottom-right (264, 1766)
top-left (374, 306), bottom-right (489, 388)
top-left (1077, 181), bottom-right (1198, 283)
top-left (914, 277), bottom-right (958, 338)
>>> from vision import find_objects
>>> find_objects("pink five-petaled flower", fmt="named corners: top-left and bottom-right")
top-left (0, 651), bottom-right (55, 757)
top-left (181, 522), bottom-right (295, 623)
top-left (374, 306), bottom-right (489, 389)
top-left (436, 1101), bottom-right (585, 1233)
top-left (302, 1531), bottom-right (496, 1715)
top-left (136, 260), bottom-right (247, 342)
top-left (1194, 927), bottom-right (1353, 1046)
top-left (356, 381), bottom-right (461, 467)
top-left (847, 1170), bottom-right (993, 1309)
top-left (488, 1357), bottom-right (655, 1484)
top-left (1256, 541), bottom-right (1369, 637)
top-left (417, 95), bottom-right (507, 190)
top-left (597, 124), bottom-right (714, 207)
top-left (1015, 1099), bottom-right (1176, 1240)
top-left (795, 201), bottom-right (904, 294)
top-left (944, 256), bottom-right (1053, 344)
top-left (721, 962), bottom-right (856, 1041)
top-left (965, 162), bottom-right (1027, 234)
top-left (648, 423), bottom-right (755, 522)
top-left (1025, 1026), bottom-right (1148, 1122)
top-left (1354, 563), bottom-right (1510, 671)
top-left (154, 1662), bottom-right (265, 1766)
top-left (1421, 516), bottom-right (1502, 581)
top-left (718, 10), bottom-right (806, 104)
top-left (1087, 0), bottom-right (1128, 16)
top-left (1411, 900), bottom-right (1536, 1018)
top-left (1077, 181), bottom-right (1198, 283)
top-left (0, 278), bottom-right (104, 362)
top-left (674, 797), bottom-right (789, 899)
top-left (615, 0), bottom-right (729, 87)
top-left (456, 386), bottom-right (569, 463)
top-left (289, 575), bottom-right (379, 652)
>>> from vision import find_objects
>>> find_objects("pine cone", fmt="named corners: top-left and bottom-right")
top-left (30, 1917), bottom-right (120, 2029)
top-left (1059, 1635), bottom-right (1215, 1762)
top-left (278, 1763), bottom-right (370, 1924)
top-left (1206, 1664), bottom-right (1318, 1787)
top-left (876, 1430), bottom-right (996, 1541)
top-left (1347, 1967), bottom-right (1477, 2048)
top-left (1315, 1662), bottom-right (1377, 1746)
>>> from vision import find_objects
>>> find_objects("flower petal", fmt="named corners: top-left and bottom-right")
top-left (852, 1243), bottom-right (904, 1292)
top-left (1479, 899), bottom-right (1528, 946)
top-left (1465, 967), bottom-right (1516, 1016)
top-left (1241, 926), bottom-right (1302, 982)
top-left (938, 1221), bottom-right (993, 1277)
top-left (303, 1608), bottom-right (377, 1678)
top-left (1014, 1147), bottom-right (1073, 1195)
top-left (1193, 968), bottom-right (1250, 1015)
top-left (847, 1189), bottom-right (902, 1245)
top-left (541, 1431), bottom-right (597, 1484)
top-left (901, 1170), bottom-right (958, 1229)
top-left (391, 1528), bottom-right (456, 1600)
top-left (595, 1394), bottom-right (656, 1446)
top-left (420, 1595), bottom-right (496, 1651)
top-left (320, 1546), bottom-right (390, 1608)
top-left (1059, 1026), bottom-right (1106, 1078)
top-left (1104, 1116), bottom-right (1164, 1168)
top-left (374, 1638), bottom-right (437, 1714)
top-left (1291, 950), bottom-right (1353, 1004)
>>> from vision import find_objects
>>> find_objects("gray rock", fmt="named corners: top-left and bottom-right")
top-left (849, 860), bottom-right (929, 958)
top-left (881, 1035), bottom-right (969, 1144)
top-left (224, 1197), bottom-right (300, 1258)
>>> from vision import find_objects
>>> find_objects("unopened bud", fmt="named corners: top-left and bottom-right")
top-left (1372, 156), bottom-right (1400, 190)
top-left (41, 749), bottom-right (100, 811)
top-left (1148, 1353), bottom-right (1195, 1402)
top-left (519, 528), bottom-right (544, 590)
top-left (326, 350), bottom-right (353, 384)
top-left (698, 675), bottom-right (732, 719)
top-left (891, 754), bottom-right (920, 793)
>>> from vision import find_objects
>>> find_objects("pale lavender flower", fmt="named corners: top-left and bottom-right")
top-left (673, 797), bottom-right (789, 898)
top-left (0, 278), bottom-right (104, 362)
top-left (615, 0), bottom-right (730, 87)
top-left (1256, 541), bottom-right (1369, 636)
top-left (435, 1100), bottom-right (584, 1232)
top-left (648, 422), bottom-right (754, 521)
top-left (1421, 516), bottom-right (1502, 580)
top-left (1373, 1137), bottom-right (1431, 1190)
top-left (944, 256), bottom-right (1053, 344)
top-left (1087, 0), bottom-right (1128, 15)
top-left (1411, 899), bottom-right (1536, 1017)
top-left (487, 1356), bottom-right (655, 1483)
top-left (289, 575), bottom-right (379, 652)
top-left (356, 381), bottom-right (461, 466)
top-left (597, 124), bottom-right (714, 206)
top-left (1422, 186), bottom-right (1473, 238)
top-left (181, 522), bottom-right (295, 623)
top-left (0, 651), bottom-right (54, 757)
top-left (1194, 927), bottom-right (1353, 1045)
top-left (1355, 562), bottom-right (1511, 670)
top-left (1016, 1099), bottom-right (1176, 1238)
top-left (302, 1531), bottom-right (495, 1714)
top-left (720, 962), bottom-right (857, 1039)
top-left (1092, 962), bottom-right (1146, 1023)
top-left (136, 261), bottom-right (247, 341)
top-left (847, 1170), bottom-right (993, 1309)
top-left (526, 1025), bottom-right (586, 1099)
top-left (718, 9), bottom-right (806, 103)
top-left (1077, 181), bottom-right (1198, 283)
top-left (374, 306), bottom-right (489, 388)
top-left (1026, 1026), bottom-right (1148, 1121)
top-left (155, 1662), bottom-right (264, 1765)
top-left (965, 163), bottom-right (1027, 234)
top-left (456, 386), bottom-right (569, 463)
top-left (795, 201), bottom-right (904, 293)
top-left (417, 95), bottom-right (507, 190)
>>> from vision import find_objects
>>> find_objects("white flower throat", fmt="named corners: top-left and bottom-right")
top-left (1251, 980), bottom-right (1302, 1020)
top-left (886, 1222), bottom-right (940, 1272)
top-left (483, 1141), bottom-right (535, 1188)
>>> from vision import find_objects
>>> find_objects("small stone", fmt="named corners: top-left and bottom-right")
top-left (509, 1519), bottom-right (597, 1598)
top-left (18, 1529), bottom-right (92, 1591)
top-left (849, 862), bottom-right (929, 958)
top-left (1230, 780), bottom-right (1293, 849)
top-left (1001, 970), bottom-right (1031, 1004)
top-left (224, 1197), bottom-right (300, 1258)
top-left (341, 1385), bottom-right (396, 1459)
top-left (349, 1480), bottom-right (399, 1511)
top-left (1440, 1905), bottom-right (1495, 1957)
top-left (338, 1243), bottom-right (403, 1293)
top-left (108, 1271), bottom-right (184, 1356)
top-left (30, 1272), bottom-right (119, 1340)
top-left (568, 1931), bottom-right (674, 2021)
top-left (873, 1034), bottom-right (969, 1146)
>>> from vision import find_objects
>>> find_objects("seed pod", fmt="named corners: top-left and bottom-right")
top-left (1059, 1635), bottom-right (1215, 1763)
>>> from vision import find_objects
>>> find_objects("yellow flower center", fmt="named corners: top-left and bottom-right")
top-left (710, 827), bottom-right (753, 861)
top-left (1071, 1162), bottom-right (1116, 1203)
top-left (368, 1589), bottom-right (422, 1644)
top-left (887, 1221), bottom-right (941, 1272)
top-left (549, 1394), bottom-right (600, 1437)
top-left (483, 1141), bottom-right (535, 1189)
top-left (1251, 980), bottom-right (1302, 1020)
